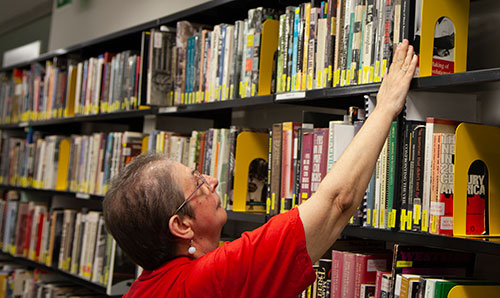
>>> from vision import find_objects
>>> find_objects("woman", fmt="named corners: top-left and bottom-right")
top-left (103, 39), bottom-right (417, 297)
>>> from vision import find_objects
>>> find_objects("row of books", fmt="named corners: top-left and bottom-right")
top-left (0, 127), bottom-right (265, 213)
top-left (0, 264), bottom-right (104, 297)
top-left (300, 240), bottom-right (500, 298)
top-left (0, 49), bottom-right (144, 125)
top-left (0, 0), bottom-right (468, 122)
top-left (267, 114), bottom-right (362, 216)
top-left (146, 0), bottom-right (467, 104)
top-left (0, 117), bottom-right (495, 236)
top-left (365, 119), bottom-right (496, 237)
top-left (146, 7), bottom-right (279, 106)
top-left (0, 192), bottom-right (114, 285)
top-left (277, 0), bottom-right (391, 92)
top-left (0, 130), bottom-right (143, 196)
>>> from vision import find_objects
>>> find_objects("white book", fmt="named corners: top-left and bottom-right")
top-left (34, 139), bottom-right (46, 187)
top-left (222, 25), bottom-right (234, 100)
top-left (216, 128), bottom-right (230, 199)
top-left (93, 57), bottom-right (104, 114)
top-left (315, 19), bottom-right (327, 89)
top-left (85, 58), bottom-right (95, 115)
top-left (327, 120), bottom-right (347, 173)
top-left (332, 123), bottom-right (356, 164)
top-left (187, 131), bottom-right (200, 169)
top-left (422, 118), bottom-right (459, 232)
top-left (43, 136), bottom-right (56, 190)
top-left (210, 129), bottom-right (221, 177)
top-left (80, 211), bottom-right (100, 280)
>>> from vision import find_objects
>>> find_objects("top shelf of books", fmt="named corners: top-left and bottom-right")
top-left (0, 0), bottom-right (496, 128)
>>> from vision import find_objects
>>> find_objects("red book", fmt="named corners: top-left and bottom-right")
top-left (14, 203), bottom-right (29, 256)
top-left (35, 212), bottom-right (46, 262)
top-left (374, 270), bottom-right (390, 298)
top-left (331, 250), bottom-right (344, 298)
top-left (310, 128), bottom-right (329, 195)
top-left (299, 129), bottom-right (314, 204)
top-left (197, 132), bottom-right (207, 173)
top-left (341, 251), bottom-right (356, 298)
top-left (280, 122), bottom-right (301, 212)
top-left (23, 204), bottom-right (34, 257)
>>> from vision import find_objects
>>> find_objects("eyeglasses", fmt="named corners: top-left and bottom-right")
top-left (174, 170), bottom-right (214, 215)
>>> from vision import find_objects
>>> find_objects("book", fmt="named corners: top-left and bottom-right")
top-left (422, 118), bottom-right (459, 232)
top-left (280, 122), bottom-right (300, 212)
top-left (268, 123), bottom-right (282, 216)
top-left (310, 128), bottom-right (329, 196)
top-left (316, 258), bottom-right (332, 297)
top-left (147, 29), bottom-right (175, 106)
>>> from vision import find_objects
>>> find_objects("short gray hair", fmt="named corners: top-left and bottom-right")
top-left (103, 152), bottom-right (194, 270)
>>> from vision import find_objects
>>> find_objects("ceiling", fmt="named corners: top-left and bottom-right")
top-left (0, 0), bottom-right (53, 35)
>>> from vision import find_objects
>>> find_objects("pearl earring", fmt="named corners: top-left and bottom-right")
top-left (188, 240), bottom-right (196, 255)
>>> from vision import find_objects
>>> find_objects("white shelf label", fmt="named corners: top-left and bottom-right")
top-left (159, 106), bottom-right (178, 113)
top-left (275, 91), bottom-right (306, 101)
top-left (76, 192), bottom-right (90, 200)
top-left (19, 122), bottom-right (29, 127)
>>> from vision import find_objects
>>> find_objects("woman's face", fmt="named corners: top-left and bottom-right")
top-left (175, 162), bottom-right (227, 255)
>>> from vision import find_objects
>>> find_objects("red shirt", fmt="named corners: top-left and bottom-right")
top-left (124, 208), bottom-right (316, 297)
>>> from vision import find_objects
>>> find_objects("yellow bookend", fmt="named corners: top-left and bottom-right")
top-left (419, 0), bottom-right (469, 76)
top-left (454, 123), bottom-right (500, 237)
top-left (232, 132), bottom-right (269, 212)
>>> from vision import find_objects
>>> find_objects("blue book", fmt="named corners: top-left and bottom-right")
top-left (291, 6), bottom-right (300, 91)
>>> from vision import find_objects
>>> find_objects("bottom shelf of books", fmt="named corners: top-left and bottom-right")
top-left (0, 190), bottom-right (136, 296)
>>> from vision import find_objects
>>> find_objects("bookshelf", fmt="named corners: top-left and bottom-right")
top-left (0, 251), bottom-right (108, 295)
top-left (1, 0), bottom-right (500, 296)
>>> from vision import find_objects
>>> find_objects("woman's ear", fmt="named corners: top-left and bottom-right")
top-left (169, 214), bottom-right (194, 240)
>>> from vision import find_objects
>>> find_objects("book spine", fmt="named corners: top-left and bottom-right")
top-left (269, 123), bottom-right (282, 216)
top-left (429, 133), bottom-right (442, 234)
top-left (437, 133), bottom-right (454, 235)
top-left (331, 250), bottom-right (344, 298)
top-left (412, 125), bottom-right (425, 231)
top-left (291, 6), bottom-right (301, 91)
top-left (299, 130), bottom-right (314, 204)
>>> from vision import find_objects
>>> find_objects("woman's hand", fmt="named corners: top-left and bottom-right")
top-left (376, 39), bottom-right (418, 119)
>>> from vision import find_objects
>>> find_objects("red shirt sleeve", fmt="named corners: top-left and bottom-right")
top-left (185, 208), bottom-right (316, 297)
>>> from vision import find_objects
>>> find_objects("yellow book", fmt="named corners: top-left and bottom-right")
top-left (55, 138), bottom-right (71, 191)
